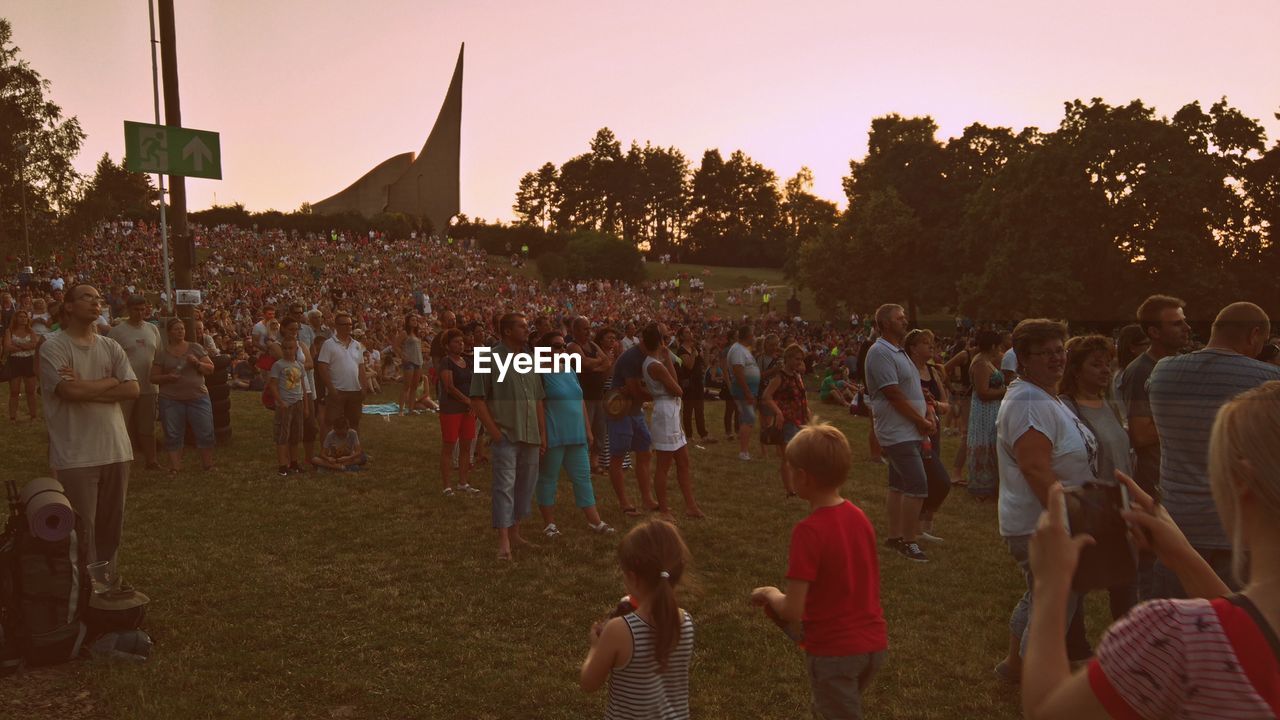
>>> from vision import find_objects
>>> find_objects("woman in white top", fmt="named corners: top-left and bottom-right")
top-left (994, 319), bottom-right (1098, 684)
top-left (641, 323), bottom-right (704, 520)
top-left (4, 309), bottom-right (41, 422)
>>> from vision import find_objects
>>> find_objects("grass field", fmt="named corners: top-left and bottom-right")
top-left (4, 388), bottom-right (1116, 719)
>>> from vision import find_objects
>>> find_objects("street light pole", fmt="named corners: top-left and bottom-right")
top-left (147, 0), bottom-right (173, 313)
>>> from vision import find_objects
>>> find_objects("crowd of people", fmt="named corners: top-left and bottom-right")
top-left (3, 219), bottom-right (1280, 719)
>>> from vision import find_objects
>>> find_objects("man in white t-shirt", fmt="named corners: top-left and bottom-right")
top-left (316, 311), bottom-right (368, 433)
top-left (251, 307), bottom-right (277, 353)
top-left (40, 284), bottom-right (140, 567)
top-left (108, 295), bottom-right (162, 470)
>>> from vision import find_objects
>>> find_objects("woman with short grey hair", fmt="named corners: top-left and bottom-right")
top-left (993, 319), bottom-right (1098, 683)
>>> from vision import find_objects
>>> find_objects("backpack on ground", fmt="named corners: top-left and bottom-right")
top-left (0, 478), bottom-right (90, 675)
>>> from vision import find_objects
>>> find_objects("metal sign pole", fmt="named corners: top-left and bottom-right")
top-left (147, 0), bottom-right (173, 312)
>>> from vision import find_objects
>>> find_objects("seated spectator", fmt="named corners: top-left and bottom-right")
top-left (313, 415), bottom-right (368, 471)
top-left (819, 364), bottom-right (858, 410)
top-left (1022, 380), bottom-right (1280, 720)
top-left (230, 352), bottom-right (257, 390)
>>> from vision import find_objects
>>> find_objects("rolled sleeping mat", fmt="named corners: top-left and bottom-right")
top-left (18, 477), bottom-right (76, 542)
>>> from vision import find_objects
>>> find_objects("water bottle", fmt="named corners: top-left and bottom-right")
top-left (921, 435), bottom-right (933, 459)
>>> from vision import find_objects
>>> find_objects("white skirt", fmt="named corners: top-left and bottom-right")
top-left (649, 397), bottom-right (687, 452)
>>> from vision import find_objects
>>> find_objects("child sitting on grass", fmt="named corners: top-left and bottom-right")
top-left (750, 423), bottom-right (888, 720)
top-left (580, 519), bottom-right (694, 719)
top-left (312, 415), bottom-right (368, 471)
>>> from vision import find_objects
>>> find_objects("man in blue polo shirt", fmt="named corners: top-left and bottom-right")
top-left (864, 303), bottom-right (935, 563)
top-left (606, 323), bottom-right (658, 517)
top-left (1147, 301), bottom-right (1280, 597)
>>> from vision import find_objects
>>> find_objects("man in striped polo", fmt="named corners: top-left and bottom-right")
top-left (1146, 301), bottom-right (1280, 597)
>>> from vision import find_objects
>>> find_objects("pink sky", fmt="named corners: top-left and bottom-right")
top-left (10, 1), bottom-right (1280, 222)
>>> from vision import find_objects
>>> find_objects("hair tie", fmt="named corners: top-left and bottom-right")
top-left (659, 571), bottom-right (670, 579)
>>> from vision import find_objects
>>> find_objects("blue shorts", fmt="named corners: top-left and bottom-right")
top-left (607, 415), bottom-right (652, 454)
top-left (159, 395), bottom-right (215, 452)
top-left (402, 361), bottom-right (421, 372)
top-left (733, 397), bottom-right (757, 427)
top-left (883, 441), bottom-right (928, 498)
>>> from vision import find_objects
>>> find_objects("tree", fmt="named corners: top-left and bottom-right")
top-left (69, 153), bottom-right (156, 229)
top-left (553, 230), bottom-right (644, 283)
top-left (622, 142), bottom-right (689, 256)
top-left (513, 162), bottom-right (558, 229)
top-left (842, 115), bottom-right (954, 318)
top-left (0, 18), bottom-right (85, 261)
top-left (687, 149), bottom-right (785, 266)
top-left (553, 153), bottom-right (595, 232)
top-left (781, 167), bottom-right (838, 282)
top-left (1243, 112), bottom-right (1280, 310)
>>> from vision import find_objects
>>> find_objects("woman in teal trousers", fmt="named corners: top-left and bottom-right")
top-left (535, 330), bottom-right (616, 537)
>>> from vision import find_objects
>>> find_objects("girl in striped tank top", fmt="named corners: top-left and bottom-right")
top-left (581, 519), bottom-right (695, 719)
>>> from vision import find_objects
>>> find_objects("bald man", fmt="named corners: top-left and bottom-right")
top-left (1146, 301), bottom-right (1280, 598)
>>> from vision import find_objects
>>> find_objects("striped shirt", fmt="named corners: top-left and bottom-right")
top-left (1146, 349), bottom-right (1280, 548)
top-left (1088, 597), bottom-right (1280, 719)
top-left (605, 611), bottom-right (695, 720)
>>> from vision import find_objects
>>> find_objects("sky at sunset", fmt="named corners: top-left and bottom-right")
top-left (9, 0), bottom-right (1280, 223)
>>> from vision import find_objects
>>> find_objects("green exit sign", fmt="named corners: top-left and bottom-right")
top-left (124, 120), bottom-right (222, 180)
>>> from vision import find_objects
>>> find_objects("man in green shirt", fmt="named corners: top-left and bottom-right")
top-left (471, 312), bottom-right (546, 561)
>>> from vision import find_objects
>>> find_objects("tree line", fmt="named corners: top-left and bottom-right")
top-left (512, 128), bottom-right (837, 269)
top-left (803, 100), bottom-right (1280, 324)
top-left (514, 100), bottom-right (1280, 324)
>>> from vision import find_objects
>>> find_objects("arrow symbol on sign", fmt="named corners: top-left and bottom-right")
top-left (183, 136), bottom-right (212, 171)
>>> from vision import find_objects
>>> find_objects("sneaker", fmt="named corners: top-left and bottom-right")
top-left (543, 523), bottom-right (561, 538)
top-left (442, 487), bottom-right (455, 496)
top-left (919, 531), bottom-right (945, 544)
top-left (737, 452), bottom-right (751, 461)
top-left (701, 436), bottom-right (718, 445)
top-left (458, 484), bottom-right (481, 494)
top-left (589, 521), bottom-right (616, 535)
top-left (277, 465), bottom-right (290, 477)
top-left (899, 541), bottom-right (929, 563)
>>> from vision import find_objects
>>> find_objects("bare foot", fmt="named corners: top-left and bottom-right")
top-left (685, 508), bottom-right (707, 520)
top-left (511, 534), bottom-right (534, 548)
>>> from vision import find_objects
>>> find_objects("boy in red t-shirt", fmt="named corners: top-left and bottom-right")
top-left (751, 423), bottom-right (888, 719)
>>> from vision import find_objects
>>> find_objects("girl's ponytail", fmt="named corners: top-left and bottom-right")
top-left (650, 569), bottom-right (680, 673)
top-left (617, 519), bottom-right (690, 675)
